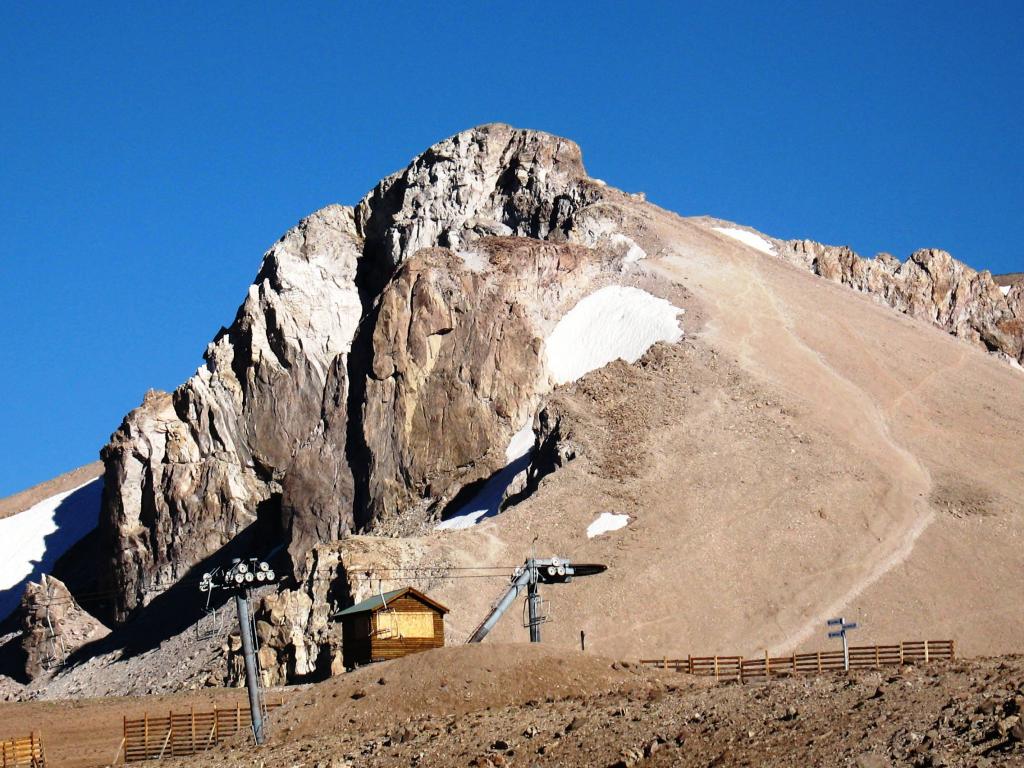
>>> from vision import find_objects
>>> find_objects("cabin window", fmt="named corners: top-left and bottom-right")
top-left (377, 611), bottom-right (434, 639)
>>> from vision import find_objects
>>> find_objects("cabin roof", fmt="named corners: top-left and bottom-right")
top-left (336, 586), bottom-right (450, 617)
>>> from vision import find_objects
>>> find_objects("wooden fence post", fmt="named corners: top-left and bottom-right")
top-left (792, 653), bottom-right (796, 674)
top-left (924, 640), bottom-right (929, 663)
top-left (765, 649), bottom-right (770, 679)
top-left (951, 640), bottom-right (956, 660)
top-left (817, 651), bottom-right (822, 673)
top-left (899, 642), bottom-right (904, 665)
top-left (875, 645), bottom-right (880, 668)
top-left (663, 656), bottom-right (667, 670)
top-left (688, 655), bottom-right (693, 674)
top-left (144, 712), bottom-right (149, 758)
top-left (714, 656), bottom-right (719, 682)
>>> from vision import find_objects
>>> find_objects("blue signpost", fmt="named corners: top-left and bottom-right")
top-left (827, 617), bottom-right (858, 671)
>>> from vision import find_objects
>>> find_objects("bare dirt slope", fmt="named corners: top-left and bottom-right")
top-left (162, 645), bottom-right (1024, 768)
top-left (0, 686), bottom-right (293, 768)
top-left (0, 462), bottom-right (102, 520)
top-left (355, 205), bottom-right (1024, 661)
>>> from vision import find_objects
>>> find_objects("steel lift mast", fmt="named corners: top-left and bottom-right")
top-left (199, 557), bottom-right (279, 745)
top-left (467, 557), bottom-right (606, 644)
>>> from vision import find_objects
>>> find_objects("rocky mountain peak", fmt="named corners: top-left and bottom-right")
top-left (97, 125), bottom-right (623, 620)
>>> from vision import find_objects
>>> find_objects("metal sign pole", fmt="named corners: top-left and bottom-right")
top-left (827, 617), bottom-right (858, 671)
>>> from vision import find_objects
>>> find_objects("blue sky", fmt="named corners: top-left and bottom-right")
top-left (1, 1), bottom-right (1021, 496)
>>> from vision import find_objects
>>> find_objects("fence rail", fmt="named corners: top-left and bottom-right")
top-left (640, 639), bottom-right (955, 683)
top-left (0, 732), bottom-right (44, 767)
top-left (120, 702), bottom-right (282, 763)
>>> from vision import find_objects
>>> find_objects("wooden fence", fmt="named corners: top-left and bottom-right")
top-left (640, 639), bottom-right (955, 683)
top-left (117, 702), bottom-right (282, 763)
top-left (0, 732), bottom-right (44, 767)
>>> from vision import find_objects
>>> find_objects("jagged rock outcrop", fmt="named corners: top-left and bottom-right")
top-left (99, 124), bottom-right (627, 619)
top-left (777, 240), bottom-right (1024, 364)
top-left (19, 575), bottom-right (109, 680)
top-left (363, 237), bottom-right (625, 527)
top-left (101, 206), bottom-right (364, 619)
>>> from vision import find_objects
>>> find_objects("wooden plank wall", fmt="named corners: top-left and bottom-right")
top-left (121, 702), bottom-right (282, 763)
top-left (0, 732), bottom-right (44, 767)
top-left (369, 595), bottom-right (445, 662)
top-left (639, 640), bottom-right (955, 683)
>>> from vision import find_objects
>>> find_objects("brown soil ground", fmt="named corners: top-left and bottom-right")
top-left (0, 462), bottom-right (103, 520)
top-left (993, 273), bottom-right (1023, 287)
top-left (142, 644), bottom-right (1024, 768)
top-left (0, 685), bottom-right (295, 768)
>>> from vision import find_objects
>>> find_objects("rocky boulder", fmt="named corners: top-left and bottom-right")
top-left (19, 574), bottom-right (109, 680)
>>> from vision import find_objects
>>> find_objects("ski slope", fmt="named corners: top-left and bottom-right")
top-left (0, 478), bottom-right (103, 620)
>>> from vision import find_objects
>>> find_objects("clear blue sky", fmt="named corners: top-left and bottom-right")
top-left (1, 2), bottom-right (1021, 496)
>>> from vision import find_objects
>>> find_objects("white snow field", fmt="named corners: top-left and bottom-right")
top-left (713, 226), bottom-right (776, 255)
top-left (545, 285), bottom-right (684, 385)
top-left (1001, 285), bottom-right (1011, 296)
top-left (0, 478), bottom-right (103, 620)
top-left (436, 421), bottom-right (534, 531)
top-left (587, 512), bottom-right (630, 538)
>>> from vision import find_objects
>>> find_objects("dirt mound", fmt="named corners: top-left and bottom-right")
top-left (276, 644), bottom-right (653, 737)
top-left (158, 655), bottom-right (1024, 767)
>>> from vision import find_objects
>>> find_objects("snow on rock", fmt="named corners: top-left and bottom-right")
top-left (611, 234), bottom-right (646, 265)
top-left (545, 286), bottom-right (684, 385)
top-left (0, 478), bottom-right (103, 621)
top-left (587, 512), bottom-right (630, 538)
top-left (435, 421), bottom-right (534, 531)
top-left (1001, 285), bottom-right (1011, 296)
top-left (713, 226), bottom-right (776, 255)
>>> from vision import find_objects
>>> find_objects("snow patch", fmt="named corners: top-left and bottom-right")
top-left (611, 234), bottom-right (646, 266)
top-left (436, 421), bottom-right (534, 531)
top-left (0, 478), bottom-right (103, 621)
top-left (587, 512), bottom-right (630, 538)
top-left (713, 226), bottom-right (776, 255)
top-left (545, 286), bottom-right (684, 385)
top-left (1000, 285), bottom-right (1011, 296)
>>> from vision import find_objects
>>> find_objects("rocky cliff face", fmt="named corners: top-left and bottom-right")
top-left (98, 124), bottom-right (624, 620)
top-left (101, 206), bottom-right (364, 618)
top-left (777, 240), bottom-right (1024, 364)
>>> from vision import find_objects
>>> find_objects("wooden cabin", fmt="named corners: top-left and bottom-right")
top-left (338, 587), bottom-right (449, 668)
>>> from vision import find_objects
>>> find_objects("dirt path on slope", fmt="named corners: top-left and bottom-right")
top-left (649, 219), bottom-right (934, 653)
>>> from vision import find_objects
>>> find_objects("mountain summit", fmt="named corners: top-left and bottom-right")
top-left (3, 124), bottom-right (1023, 693)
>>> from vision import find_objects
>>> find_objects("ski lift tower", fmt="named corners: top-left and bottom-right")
top-left (199, 557), bottom-right (279, 745)
top-left (467, 556), bottom-right (606, 644)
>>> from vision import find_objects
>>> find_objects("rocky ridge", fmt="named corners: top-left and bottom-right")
top-left (775, 238), bottom-right (1024, 365)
